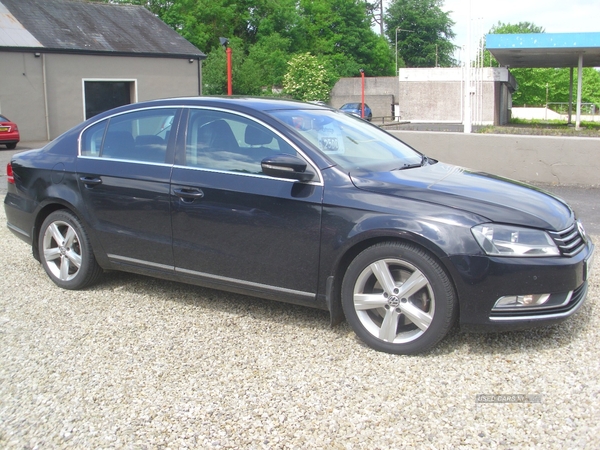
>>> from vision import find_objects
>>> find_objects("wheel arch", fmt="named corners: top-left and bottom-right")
top-left (31, 200), bottom-right (108, 268)
top-left (32, 202), bottom-right (72, 261)
top-left (327, 231), bottom-right (459, 327)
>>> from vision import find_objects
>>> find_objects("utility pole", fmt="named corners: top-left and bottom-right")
top-left (380, 0), bottom-right (384, 36)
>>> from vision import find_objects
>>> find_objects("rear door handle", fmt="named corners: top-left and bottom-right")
top-left (173, 187), bottom-right (204, 200)
top-left (80, 176), bottom-right (102, 187)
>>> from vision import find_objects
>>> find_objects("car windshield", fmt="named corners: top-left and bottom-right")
top-left (271, 109), bottom-right (422, 172)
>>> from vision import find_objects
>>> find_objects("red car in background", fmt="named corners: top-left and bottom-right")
top-left (0, 114), bottom-right (20, 150)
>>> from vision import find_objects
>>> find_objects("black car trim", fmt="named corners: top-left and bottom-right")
top-left (489, 282), bottom-right (587, 322)
top-left (548, 223), bottom-right (586, 256)
top-left (7, 222), bottom-right (30, 238)
top-left (175, 267), bottom-right (315, 298)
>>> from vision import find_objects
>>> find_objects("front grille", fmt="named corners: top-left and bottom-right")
top-left (548, 223), bottom-right (586, 257)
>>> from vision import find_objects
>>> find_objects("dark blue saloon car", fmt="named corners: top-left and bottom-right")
top-left (4, 98), bottom-right (595, 354)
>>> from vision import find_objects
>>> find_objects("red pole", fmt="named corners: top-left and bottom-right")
top-left (360, 70), bottom-right (365, 119)
top-left (226, 47), bottom-right (232, 96)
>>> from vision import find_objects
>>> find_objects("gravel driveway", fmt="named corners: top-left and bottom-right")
top-left (0, 205), bottom-right (598, 449)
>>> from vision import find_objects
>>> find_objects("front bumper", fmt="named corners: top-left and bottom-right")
top-left (450, 239), bottom-right (594, 332)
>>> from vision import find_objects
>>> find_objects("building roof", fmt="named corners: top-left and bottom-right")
top-left (486, 32), bottom-right (600, 68)
top-left (0, 0), bottom-right (205, 59)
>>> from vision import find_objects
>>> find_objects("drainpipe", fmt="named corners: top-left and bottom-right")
top-left (42, 53), bottom-right (50, 140)
top-left (197, 58), bottom-right (202, 95)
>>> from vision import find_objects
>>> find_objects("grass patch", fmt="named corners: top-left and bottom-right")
top-left (478, 118), bottom-right (600, 137)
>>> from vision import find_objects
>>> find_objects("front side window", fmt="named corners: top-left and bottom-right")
top-left (80, 108), bottom-right (176, 163)
top-left (184, 109), bottom-right (298, 174)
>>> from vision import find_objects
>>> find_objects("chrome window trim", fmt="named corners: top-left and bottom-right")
top-left (171, 163), bottom-right (323, 186)
top-left (78, 155), bottom-right (173, 168)
top-left (77, 105), bottom-right (187, 157)
top-left (181, 106), bottom-right (325, 186)
top-left (76, 104), bottom-right (325, 186)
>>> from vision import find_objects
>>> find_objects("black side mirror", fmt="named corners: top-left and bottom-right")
top-left (261, 154), bottom-right (315, 182)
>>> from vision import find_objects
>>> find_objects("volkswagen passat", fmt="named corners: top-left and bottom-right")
top-left (4, 98), bottom-right (594, 354)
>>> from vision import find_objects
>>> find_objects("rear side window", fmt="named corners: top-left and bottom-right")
top-left (80, 109), bottom-right (177, 163)
top-left (81, 120), bottom-right (107, 157)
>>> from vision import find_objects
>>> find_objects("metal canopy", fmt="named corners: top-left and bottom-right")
top-left (486, 32), bottom-right (600, 68)
top-left (485, 32), bottom-right (600, 129)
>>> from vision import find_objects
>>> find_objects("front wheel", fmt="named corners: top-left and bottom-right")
top-left (39, 210), bottom-right (102, 290)
top-left (342, 242), bottom-right (457, 355)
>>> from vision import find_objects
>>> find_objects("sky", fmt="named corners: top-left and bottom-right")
top-left (434, 0), bottom-right (600, 63)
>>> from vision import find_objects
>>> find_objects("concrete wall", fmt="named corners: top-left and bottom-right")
top-left (397, 67), bottom-right (510, 125)
top-left (330, 77), bottom-right (397, 119)
top-left (330, 68), bottom-right (515, 125)
top-left (391, 130), bottom-right (600, 186)
top-left (0, 51), bottom-right (202, 141)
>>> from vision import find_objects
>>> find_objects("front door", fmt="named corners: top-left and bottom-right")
top-left (170, 108), bottom-right (323, 303)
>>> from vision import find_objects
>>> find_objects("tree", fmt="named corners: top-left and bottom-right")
top-left (384, 0), bottom-right (456, 68)
top-left (100, 0), bottom-right (394, 94)
top-left (512, 67), bottom-right (600, 110)
top-left (294, 0), bottom-right (394, 77)
top-left (283, 53), bottom-right (335, 102)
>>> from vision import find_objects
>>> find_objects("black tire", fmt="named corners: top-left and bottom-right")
top-left (6, 143), bottom-right (17, 150)
top-left (38, 210), bottom-right (102, 290)
top-left (342, 241), bottom-right (457, 355)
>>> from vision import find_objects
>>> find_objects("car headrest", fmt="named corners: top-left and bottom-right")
top-left (245, 125), bottom-right (273, 146)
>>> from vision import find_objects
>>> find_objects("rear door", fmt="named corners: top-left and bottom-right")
top-left (76, 107), bottom-right (180, 270)
top-left (170, 108), bottom-right (324, 303)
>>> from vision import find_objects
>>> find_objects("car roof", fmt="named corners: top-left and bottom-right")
top-left (86, 96), bottom-right (333, 124)
top-left (138, 97), bottom-right (326, 112)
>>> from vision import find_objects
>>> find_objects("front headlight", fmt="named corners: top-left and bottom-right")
top-left (471, 224), bottom-right (560, 257)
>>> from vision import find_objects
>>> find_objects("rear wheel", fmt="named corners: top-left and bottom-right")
top-left (5, 143), bottom-right (17, 150)
top-left (342, 241), bottom-right (457, 355)
top-left (39, 210), bottom-right (102, 289)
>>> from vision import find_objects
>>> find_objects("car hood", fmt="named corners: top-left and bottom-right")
top-left (349, 162), bottom-right (574, 231)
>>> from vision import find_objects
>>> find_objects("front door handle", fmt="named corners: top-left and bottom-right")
top-left (173, 187), bottom-right (205, 200)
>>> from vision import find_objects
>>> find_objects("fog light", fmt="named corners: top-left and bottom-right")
top-left (494, 294), bottom-right (551, 310)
